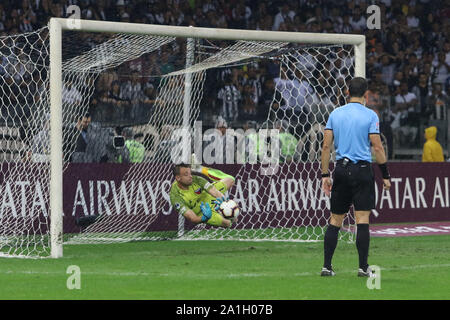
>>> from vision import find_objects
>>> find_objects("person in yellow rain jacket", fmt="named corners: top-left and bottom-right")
top-left (422, 126), bottom-right (444, 162)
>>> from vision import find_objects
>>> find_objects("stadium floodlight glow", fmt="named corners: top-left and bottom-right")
top-left (0, 18), bottom-right (365, 258)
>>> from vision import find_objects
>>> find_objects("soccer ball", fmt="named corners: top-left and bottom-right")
top-left (218, 199), bottom-right (240, 220)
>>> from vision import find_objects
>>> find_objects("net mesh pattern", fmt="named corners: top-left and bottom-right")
top-left (0, 27), bottom-right (357, 256)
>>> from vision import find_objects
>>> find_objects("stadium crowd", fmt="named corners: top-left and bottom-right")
top-left (0, 0), bottom-right (449, 161)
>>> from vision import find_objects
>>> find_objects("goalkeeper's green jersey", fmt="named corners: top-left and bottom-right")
top-left (169, 175), bottom-right (214, 216)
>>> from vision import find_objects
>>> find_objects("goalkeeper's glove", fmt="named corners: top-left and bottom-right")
top-left (213, 195), bottom-right (229, 211)
top-left (200, 202), bottom-right (213, 222)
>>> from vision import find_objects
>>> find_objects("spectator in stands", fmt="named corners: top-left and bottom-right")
top-left (193, 6), bottom-right (208, 27)
top-left (254, 2), bottom-right (268, 24)
top-left (380, 54), bottom-right (397, 86)
top-left (275, 66), bottom-right (313, 115)
top-left (412, 73), bottom-right (432, 116)
top-left (433, 52), bottom-right (450, 85)
top-left (365, 81), bottom-right (383, 112)
top-left (160, 49), bottom-right (174, 75)
top-left (422, 126), bottom-right (444, 162)
top-left (427, 83), bottom-right (449, 145)
top-left (120, 71), bottom-right (144, 120)
top-left (217, 75), bottom-right (241, 123)
top-left (395, 82), bottom-right (419, 113)
top-left (332, 76), bottom-right (348, 107)
top-left (96, 69), bottom-right (118, 93)
top-left (339, 14), bottom-right (353, 34)
top-left (142, 82), bottom-right (157, 120)
top-left (18, 0), bottom-right (37, 32)
top-left (390, 70), bottom-right (404, 93)
top-left (31, 113), bottom-right (50, 163)
top-left (444, 41), bottom-right (450, 65)
top-left (405, 53), bottom-right (420, 87)
top-left (256, 13), bottom-right (273, 31)
top-left (146, 53), bottom-right (161, 87)
top-left (275, 67), bottom-right (313, 138)
top-left (151, 125), bottom-right (177, 163)
top-left (260, 78), bottom-right (281, 121)
top-left (49, 1), bottom-right (63, 18)
top-left (230, 1), bottom-right (250, 29)
top-left (349, 6), bottom-right (366, 32)
top-left (310, 85), bottom-right (334, 125)
top-left (100, 80), bottom-right (129, 121)
top-left (392, 82), bottom-right (419, 147)
top-left (71, 113), bottom-right (92, 162)
top-left (243, 64), bottom-right (263, 106)
top-left (62, 80), bottom-right (82, 107)
top-left (272, 4), bottom-right (294, 31)
top-left (240, 85), bottom-right (257, 121)
top-left (406, 5), bottom-right (420, 28)
top-left (92, 0), bottom-right (113, 21)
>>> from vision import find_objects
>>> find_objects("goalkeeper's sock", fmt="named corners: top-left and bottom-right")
top-left (356, 224), bottom-right (370, 272)
top-left (323, 224), bottom-right (340, 270)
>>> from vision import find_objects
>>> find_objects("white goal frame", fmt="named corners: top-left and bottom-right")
top-left (48, 17), bottom-right (365, 258)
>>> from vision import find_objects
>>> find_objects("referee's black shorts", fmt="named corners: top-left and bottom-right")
top-left (330, 158), bottom-right (375, 214)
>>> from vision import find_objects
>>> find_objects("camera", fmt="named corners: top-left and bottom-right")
top-left (113, 136), bottom-right (125, 149)
top-left (103, 128), bottom-right (125, 150)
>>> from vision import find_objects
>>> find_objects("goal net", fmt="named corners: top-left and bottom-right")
top-left (0, 19), bottom-right (364, 257)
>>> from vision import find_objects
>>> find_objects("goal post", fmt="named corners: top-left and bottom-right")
top-left (0, 18), bottom-right (365, 258)
top-left (49, 18), bottom-right (64, 258)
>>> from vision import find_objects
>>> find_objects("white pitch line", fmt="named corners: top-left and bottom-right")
top-left (0, 264), bottom-right (449, 279)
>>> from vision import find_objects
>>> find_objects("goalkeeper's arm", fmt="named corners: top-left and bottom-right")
top-left (206, 185), bottom-right (231, 211)
top-left (183, 203), bottom-right (212, 224)
top-left (206, 185), bottom-right (224, 199)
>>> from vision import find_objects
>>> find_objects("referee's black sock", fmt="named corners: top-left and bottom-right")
top-left (356, 224), bottom-right (370, 271)
top-left (323, 224), bottom-right (340, 270)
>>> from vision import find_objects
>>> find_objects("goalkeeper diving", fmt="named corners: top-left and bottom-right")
top-left (169, 158), bottom-right (236, 228)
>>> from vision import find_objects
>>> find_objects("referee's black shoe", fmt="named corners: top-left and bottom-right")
top-left (320, 267), bottom-right (336, 276)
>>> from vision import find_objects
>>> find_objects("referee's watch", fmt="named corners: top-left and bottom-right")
top-left (321, 173), bottom-right (330, 178)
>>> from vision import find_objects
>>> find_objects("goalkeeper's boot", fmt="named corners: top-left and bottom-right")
top-left (358, 266), bottom-right (375, 277)
top-left (320, 267), bottom-right (336, 276)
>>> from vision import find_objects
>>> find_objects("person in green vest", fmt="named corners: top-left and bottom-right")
top-left (274, 120), bottom-right (298, 163)
top-left (123, 127), bottom-right (146, 163)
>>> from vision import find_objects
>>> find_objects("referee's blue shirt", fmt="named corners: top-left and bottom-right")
top-left (325, 102), bottom-right (380, 163)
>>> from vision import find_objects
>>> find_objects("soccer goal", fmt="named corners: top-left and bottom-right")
top-left (0, 18), bottom-right (365, 258)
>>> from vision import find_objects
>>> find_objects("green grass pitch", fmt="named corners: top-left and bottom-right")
top-left (0, 235), bottom-right (449, 300)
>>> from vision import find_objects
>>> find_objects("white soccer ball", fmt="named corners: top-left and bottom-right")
top-left (218, 199), bottom-right (240, 220)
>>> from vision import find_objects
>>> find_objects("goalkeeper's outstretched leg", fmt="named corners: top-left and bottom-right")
top-left (191, 153), bottom-right (235, 191)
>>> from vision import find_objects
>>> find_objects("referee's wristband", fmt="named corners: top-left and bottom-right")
top-left (378, 163), bottom-right (390, 179)
top-left (321, 173), bottom-right (330, 178)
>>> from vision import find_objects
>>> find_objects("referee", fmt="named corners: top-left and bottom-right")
top-left (320, 77), bottom-right (391, 277)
